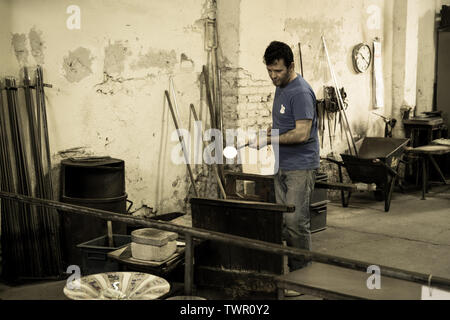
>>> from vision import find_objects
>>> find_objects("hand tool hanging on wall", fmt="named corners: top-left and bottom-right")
top-left (164, 90), bottom-right (199, 198)
top-left (190, 103), bottom-right (227, 199)
top-left (317, 85), bottom-right (349, 152)
top-left (322, 36), bottom-right (358, 157)
top-left (326, 110), bottom-right (334, 154)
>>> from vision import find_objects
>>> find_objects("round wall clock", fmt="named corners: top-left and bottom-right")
top-left (352, 43), bottom-right (372, 73)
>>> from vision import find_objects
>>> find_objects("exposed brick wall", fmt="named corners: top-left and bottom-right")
top-left (221, 67), bottom-right (273, 133)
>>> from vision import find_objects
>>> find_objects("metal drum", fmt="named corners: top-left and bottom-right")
top-left (61, 157), bottom-right (125, 198)
top-left (60, 157), bottom-right (129, 266)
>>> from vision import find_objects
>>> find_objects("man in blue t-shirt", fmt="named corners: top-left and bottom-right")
top-left (250, 41), bottom-right (319, 272)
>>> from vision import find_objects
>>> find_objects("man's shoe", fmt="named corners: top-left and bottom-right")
top-left (284, 289), bottom-right (303, 297)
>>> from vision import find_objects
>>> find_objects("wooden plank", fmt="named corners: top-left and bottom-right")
top-left (276, 263), bottom-right (423, 300)
top-left (190, 197), bottom-right (294, 212)
top-left (225, 171), bottom-right (275, 182)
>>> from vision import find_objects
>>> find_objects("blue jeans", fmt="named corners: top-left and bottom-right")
top-left (274, 168), bottom-right (316, 271)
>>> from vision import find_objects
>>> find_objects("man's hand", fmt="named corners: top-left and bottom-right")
top-left (248, 131), bottom-right (272, 150)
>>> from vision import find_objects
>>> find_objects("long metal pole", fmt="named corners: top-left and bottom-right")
top-left (322, 37), bottom-right (353, 154)
top-left (1, 190), bottom-right (450, 291)
top-left (36, 66), bottom-right (63, 274)
top-left (202, 65), bottom-right (216, 129)
top-left (190, 103), bottom-right (227, 199)
top-left (322, 36), bottom-right (358, 156)
top-left (23, 68), bottom-right (47, 275)
top-left (298, 42), bottom-right (304, 77)
top-left (164, 91), bottom-right (199, 197)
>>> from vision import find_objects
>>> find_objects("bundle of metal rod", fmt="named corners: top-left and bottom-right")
top-left (23, 67), bottom-right (63, 276)
top-left (0, 82), bottom-right (24, 279)
top-left (2, 77), bottom-right (38, 278)
top-left (34, 66), bottom-right (64, 276)
top-left (0, 70), bottom-right (63, 280)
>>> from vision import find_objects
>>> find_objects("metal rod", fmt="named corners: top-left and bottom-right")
top-left (33, 66), bottom-right (62, 274)
top-left (214, 56), bottom-right (225, 186)
top-left (298, 42), bottom-right (304, 77)
top-left (37, 66), bottom-right (54, 195)
top-left (4, 78), bottom-right (29, 275)
top-left (322, 39), bottom-right (352, 154)
top-left (170, 78), bottom-right (184, 131)
top-left (1, 190), bottom-right (450, 291)
top-left (184, 234), bottom-right (194, 296)
top-left (189, 103), bottom-right (227, 199)
top-left (202, 65), bottom-right (216, 129)
top-left (23, 67), bottom-right (46, 275)
top-left (164, 91), bottom-right (199, 197)
top-left (322, 36), bottom-right (358, 156)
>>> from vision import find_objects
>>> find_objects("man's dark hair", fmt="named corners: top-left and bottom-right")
top-left (264, 41), bottom-right (294, 68)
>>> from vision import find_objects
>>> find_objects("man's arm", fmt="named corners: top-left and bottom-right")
top-left (277, 119), bottom-right (312, 145)
top-left (251, 120), bottom-right (312, 149)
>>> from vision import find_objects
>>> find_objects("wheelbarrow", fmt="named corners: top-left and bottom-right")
top-left (322, 137), bottom-right (410, 212)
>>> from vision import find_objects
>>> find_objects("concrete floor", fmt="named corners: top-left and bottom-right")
top-left (0, 185), bottom-right (449, 300)
top-left (314, 185), bottom-right (450, 279)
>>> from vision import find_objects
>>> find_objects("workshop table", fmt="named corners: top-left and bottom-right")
top-left (405, 145), bottom-right (450, 199)
top-left (403, 118), bottom-right (445, 147)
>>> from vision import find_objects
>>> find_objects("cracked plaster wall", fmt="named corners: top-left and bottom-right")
top-left (2, 0), bottom-right (215, 214)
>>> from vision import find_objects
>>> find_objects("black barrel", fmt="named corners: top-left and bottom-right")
top-left (60, 157), bottom-right (129, 266)
top-left (61, 157), bottom-right (125, 198)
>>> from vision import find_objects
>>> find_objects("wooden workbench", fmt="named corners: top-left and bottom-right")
top-left (405, 144), bottom-right (450, 199)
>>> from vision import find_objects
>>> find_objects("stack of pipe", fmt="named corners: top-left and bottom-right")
top-left (0, 66), bottom-right (63, 280)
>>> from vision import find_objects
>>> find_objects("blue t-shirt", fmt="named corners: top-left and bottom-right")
top-left (272, 74), bottom-right (319, 170)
